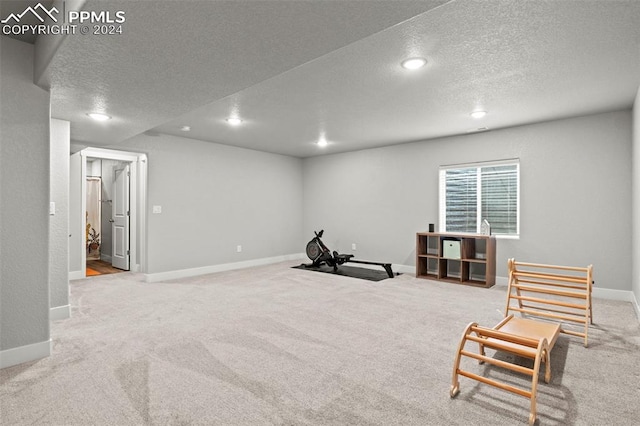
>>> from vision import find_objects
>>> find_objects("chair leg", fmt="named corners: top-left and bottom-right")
top-left (450, 322), bottom-right (476, 398)
top-left (543, 349), bottom-right (551, 384)
top-left (529, 338), bottom-right (549, 426)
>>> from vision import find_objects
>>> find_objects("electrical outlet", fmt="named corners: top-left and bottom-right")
top-left (236, 245), bottom-right (242, 253)
top-left (352, 243), bottom-right (357, 250)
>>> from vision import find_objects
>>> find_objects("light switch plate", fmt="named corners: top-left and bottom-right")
top-left (152, 205), bottom-right (162, 214)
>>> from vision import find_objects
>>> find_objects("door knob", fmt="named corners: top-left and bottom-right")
top-left (109, 219), bottom-right (115, 223)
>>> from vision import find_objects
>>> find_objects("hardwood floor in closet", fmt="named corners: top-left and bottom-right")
top-left (86, 260), bottom-right (125, 276)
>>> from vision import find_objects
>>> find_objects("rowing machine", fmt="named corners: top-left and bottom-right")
top-left (303, 230), bottom-right (395, 279)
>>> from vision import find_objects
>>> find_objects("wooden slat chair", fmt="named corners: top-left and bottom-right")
top-left (451, 317), bottom-right (560, 425)
top-left (506, 259), bottom-right (593, 347)
top-left (450, 259), bottom-right (593, 425)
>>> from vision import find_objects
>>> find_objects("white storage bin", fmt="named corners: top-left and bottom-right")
top-left (443, 240), bottom-right (461, 259)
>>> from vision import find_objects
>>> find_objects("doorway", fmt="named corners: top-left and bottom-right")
top-left (69, 148), bottom-right (147, 279)
top-left (85, 159), bottom-right (131, 276)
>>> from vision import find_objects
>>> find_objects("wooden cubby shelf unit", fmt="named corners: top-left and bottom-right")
top-left (416, 232), bottom-right (496, 287)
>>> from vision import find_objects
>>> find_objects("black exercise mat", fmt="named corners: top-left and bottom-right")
top-left (292, 264), bottom-right (397, 281)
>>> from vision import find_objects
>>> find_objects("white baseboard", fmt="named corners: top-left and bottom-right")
top-left (592, 287), bottom-right (634, 302)
top-left (495, 275), bottom-right (509, 286)
top-left (489, 276), bottom-right (634, 300)
top-left (69, 270), bottom-right (84, 280)
top-left (50, 304), bottom-right (70, 321)
top-left (0, 339), bottom-right (51, 369)
top-left (393, 264), bottom-right (414, 274)
top-left (100, 254), bottom-right (112, 263)
top-left (631, 291), bottom-right (640, 321)
top-left (145, 253), bottom-right (306, 283)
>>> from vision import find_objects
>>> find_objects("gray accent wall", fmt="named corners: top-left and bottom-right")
top-left (0, 38), bottom-right (51, 352)
top-left (114, 134), bottom-right (303, 274)
top-left (49, 119), bottom-right (70, 312)
top-left (303, 110), bottom-right (632, 291)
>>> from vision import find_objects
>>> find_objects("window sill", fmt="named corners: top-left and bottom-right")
top-left (494, 234), bottom-right (520, 240)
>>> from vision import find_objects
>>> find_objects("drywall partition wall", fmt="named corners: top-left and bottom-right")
top-left (68, 152), bottom-right (83, 277)
top-left (303, 110), bottom-right (632, 292)
top-left (0, 37), bottom-right (51, 368)
top-left (114, 133), bottom-right (303, 275)
top-left (632, 86), bottom-right (640, 316)
top-left (50, 119), bottom-right (70, 320)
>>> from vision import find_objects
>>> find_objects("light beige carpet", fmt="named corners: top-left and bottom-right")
top-left (1, 261), bottom-right (639, 425)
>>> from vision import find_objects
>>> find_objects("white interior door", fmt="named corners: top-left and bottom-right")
top-left (112, 164), bottom-right (130, 270)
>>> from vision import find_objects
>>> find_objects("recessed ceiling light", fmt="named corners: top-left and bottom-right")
top-left (87, 112), bottom-right (111, 121)
top-left (470, 110), bottom-right (487, 119)
top-left (401, 57), bottom-right (427, 70)
top-left (317, 137), bottom-right (328, 147)
top-left (226, 117), bottom-right (242, 126)
top-left (180, 125), bottom-right (191, 132)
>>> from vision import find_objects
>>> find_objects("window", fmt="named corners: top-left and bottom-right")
top-left (439, 159), bottom-right (519, 236)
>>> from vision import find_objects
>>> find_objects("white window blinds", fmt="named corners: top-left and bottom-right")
top-left (439, 160), bottom-right (519, 235)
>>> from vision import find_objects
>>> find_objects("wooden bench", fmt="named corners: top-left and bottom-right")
top-left (450, 259), bottom-right (593, 425)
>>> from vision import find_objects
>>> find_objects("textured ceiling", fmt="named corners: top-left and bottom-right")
top-left (34, 0), bottom-right (640, 157)
top-left (40, 0), bottom-right (448, 147)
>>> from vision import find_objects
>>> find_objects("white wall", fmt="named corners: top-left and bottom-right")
top-left (632, 87), bottom-right (640, 314)
top-left (87, 159), bottom-right (102, 177)
top-left (0, 37), bottom-right (51, 367)
top-left (68, 152), bottom-right (83, 274)
top-left (303, 111), bottom-right (632, 291)
top-left (34, 0), bottom-right (87, 84)
top-left (113, 134), bottom-right (303, 274)
top-left (49, 119), bottom-right (70, 319)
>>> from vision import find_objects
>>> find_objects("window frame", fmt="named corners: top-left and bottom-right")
top-left (438, 159), bottom-right (520, 238)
